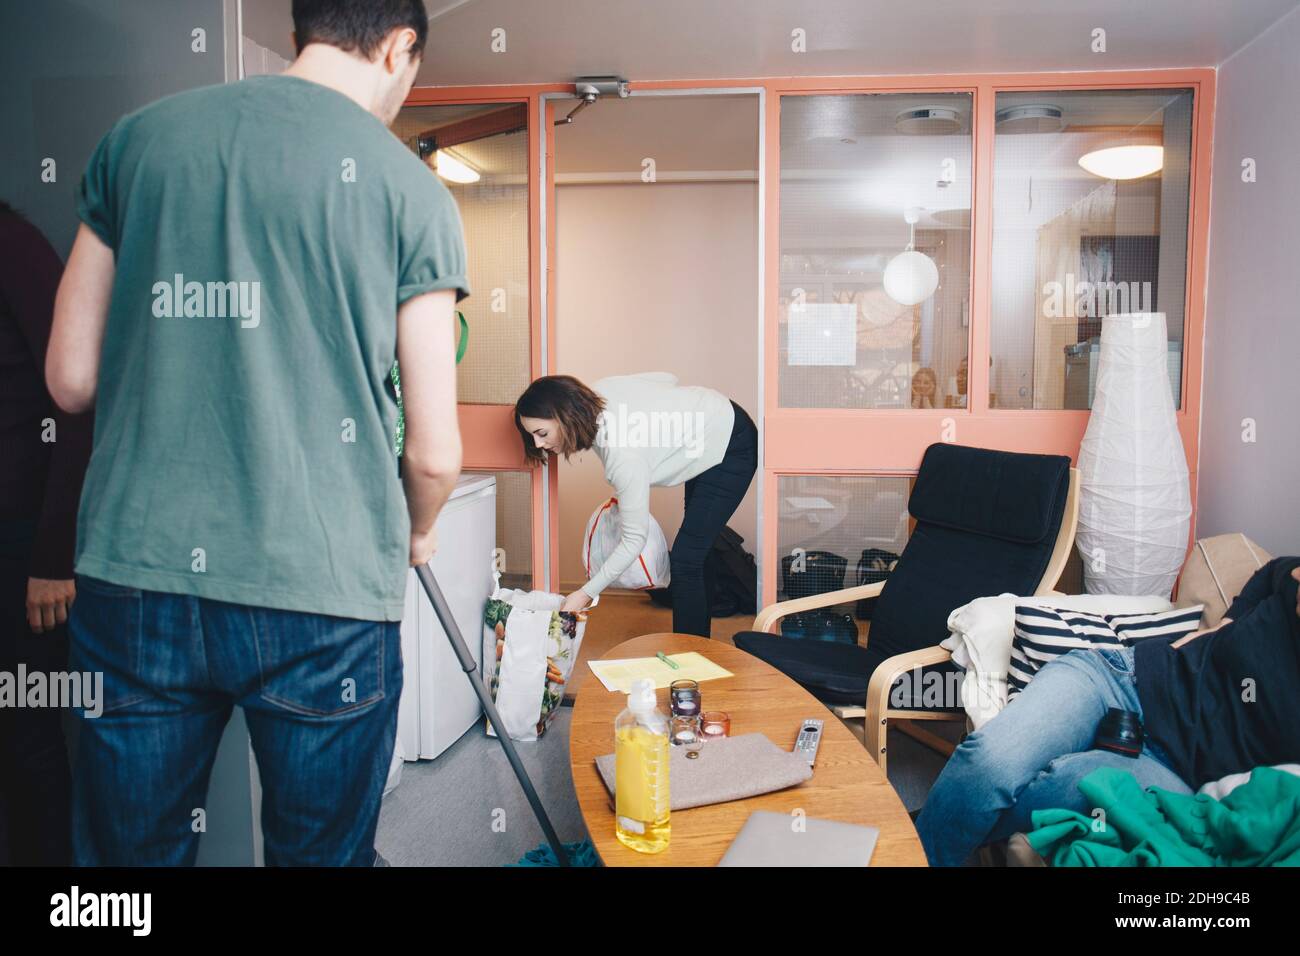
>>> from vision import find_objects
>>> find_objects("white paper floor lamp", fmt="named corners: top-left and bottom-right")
top-left (1076, 312), bottom-right (1191, 597)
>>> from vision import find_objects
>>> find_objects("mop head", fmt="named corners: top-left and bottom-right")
top-left (511, 839), bottom-right (600, 867)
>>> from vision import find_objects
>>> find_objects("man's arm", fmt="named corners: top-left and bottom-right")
top-left (1225, 557), bottom-right (1292, 622)
top-left (397, 288), bottom-right (462, 566)
top-left (1293, 566), bottom-right (1300, 622)
top-left (47, 225), bottom-right (115, 414)
top-left (1171, 616), bottom-right (1231, 649)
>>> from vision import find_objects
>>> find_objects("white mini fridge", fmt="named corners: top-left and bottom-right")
top-left (394, 472), bottom-right (497, 764)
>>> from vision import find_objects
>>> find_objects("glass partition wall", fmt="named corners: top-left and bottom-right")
top-left (775, 92), bottom-right (973, 602)
top-left (394, 100), bottom-right (537, 589)
top-left (394, 104), bottom-right (532, 406)
top-left (767, 78), bottom-right (1207, 606)
top-left (779, 94), bottom-right (973, 412)
top-left (401, 74), bottom-right (1212, 604)
top-left (990, 89), bottom-right (1194, 410)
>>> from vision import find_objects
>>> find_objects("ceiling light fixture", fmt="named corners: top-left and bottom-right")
top-left (994, 104), bottom-right (1065, 134)
top-left (882, 207), bottom-right (939, 307)
top-left (895, 107), bottom-right (962, 135)
top-left (1078, 144), bottom-right (1164, 180)
top-left (434, 148), bottom-right (480, 184)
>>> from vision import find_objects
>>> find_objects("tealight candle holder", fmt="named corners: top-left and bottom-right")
top-left (669, 715), bottom-right (703, 757)
top-left (699, 711), bottom-right (730, 740)
top-left (669, 679), bottom-right (701, 719)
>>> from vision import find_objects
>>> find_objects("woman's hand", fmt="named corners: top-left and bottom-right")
top-left (27, 577), bottom-right (76, 633)
top-left (561, 589), bottom-right (593, 613)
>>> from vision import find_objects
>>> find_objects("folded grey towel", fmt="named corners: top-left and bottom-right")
top-left (594, 732), bottom-right (813, 811)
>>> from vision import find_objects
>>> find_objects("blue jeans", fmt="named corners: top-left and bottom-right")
top-left (915, 645), bottom-right (1191, 866)
top-left (68, 575), bottom-right (402, 866)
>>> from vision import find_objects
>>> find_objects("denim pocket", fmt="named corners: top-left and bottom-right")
top-left (252, 609), bottom-right (388, 717)
top-left (69, 575), bottom-right (147, 714)
top-left (1097, 645), bottom-right (1135, 677)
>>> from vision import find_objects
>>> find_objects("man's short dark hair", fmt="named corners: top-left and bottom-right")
top-left (292, 0), bottom-right (429, 60)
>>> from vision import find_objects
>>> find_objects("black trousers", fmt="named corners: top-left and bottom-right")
top-left (0, 555), bottom-right (72, 866)
top-left (671, 401), bottom-right (758, 637)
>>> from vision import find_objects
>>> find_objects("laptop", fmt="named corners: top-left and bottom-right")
top-left (717, 810), bottom-right (880, 867)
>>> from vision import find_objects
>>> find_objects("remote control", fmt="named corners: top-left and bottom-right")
top-left (794, 719), bottom-right (824, 767)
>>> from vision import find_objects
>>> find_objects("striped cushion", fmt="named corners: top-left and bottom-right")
top-left (1008, 604), bottom-right (1205, 698)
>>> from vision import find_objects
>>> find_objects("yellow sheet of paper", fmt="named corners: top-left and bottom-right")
top-left (586, 652), bottom-right (733, 693)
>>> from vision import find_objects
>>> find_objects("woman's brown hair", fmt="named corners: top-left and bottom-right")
top-left (514, 375), bottom-right (606, 466)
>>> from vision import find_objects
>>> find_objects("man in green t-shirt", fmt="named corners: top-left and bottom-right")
top-left (46, 0), bottom-right (467, 866)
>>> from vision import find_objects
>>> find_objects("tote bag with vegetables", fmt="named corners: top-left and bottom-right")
top-left (482, 580), bottom-right (594, 741)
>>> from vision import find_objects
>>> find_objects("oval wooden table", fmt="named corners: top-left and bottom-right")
top-left (568, 633), bottom-right (928, 866)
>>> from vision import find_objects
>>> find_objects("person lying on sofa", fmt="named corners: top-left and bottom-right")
top-left (916, 557), bottom-right (1300, 866)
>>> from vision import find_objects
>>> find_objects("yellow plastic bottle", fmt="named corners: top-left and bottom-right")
top-left (614, 678), bottom-right (670, 853)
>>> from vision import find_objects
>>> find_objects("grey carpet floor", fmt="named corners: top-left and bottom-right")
top-left (375, 708), bottom-right (589, 867)
top-left (375, 706), bottom-right (952, 866)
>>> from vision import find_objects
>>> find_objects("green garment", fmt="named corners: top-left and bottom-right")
top-left (1026, 766), bottom-right (1300, 866)
top-left (74, 75), bottom-right (468, 621)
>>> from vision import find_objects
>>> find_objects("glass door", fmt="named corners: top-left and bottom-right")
top-left (764, 77), bottom-right (1210, 606)
top-left (396, 96), bottom-right (540, 589)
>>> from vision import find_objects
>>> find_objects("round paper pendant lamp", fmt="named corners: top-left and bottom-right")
top-left (882, 249), bottom-right (939, 306)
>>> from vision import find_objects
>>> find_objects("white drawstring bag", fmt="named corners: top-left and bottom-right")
top-left (482, 577), bottom-right (593, 741)
top-left (581, 497), bottom-right (672, 590)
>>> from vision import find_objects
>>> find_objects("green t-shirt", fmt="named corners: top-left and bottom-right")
top-left (74, 75), bottom-right (469, 621)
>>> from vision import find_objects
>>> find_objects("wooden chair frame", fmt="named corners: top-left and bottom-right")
top-left (751, 468), bottom-right (1081, 774)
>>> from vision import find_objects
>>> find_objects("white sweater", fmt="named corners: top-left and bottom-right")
top-left (581, 373), bottom-right (735, 598)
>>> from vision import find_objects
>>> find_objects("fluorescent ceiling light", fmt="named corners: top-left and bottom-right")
top-left (1078, 144), bottom-right (1163, 180)
top-left (435, 149), bottom-right (480, 184)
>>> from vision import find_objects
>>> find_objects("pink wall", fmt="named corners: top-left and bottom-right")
top-left (555, 181), bottom-right (759, 590)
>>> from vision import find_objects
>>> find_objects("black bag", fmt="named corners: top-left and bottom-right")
top-left (645, 525), bottom-right (758, 618)
top-left (774, 550), bottom-right (855, 640)
top-left (855, 548), bottom-right (899, 620)
top-left (780, 550), bottom-right (847, 601)
top-left (708, 526), bottom-right (758, 616)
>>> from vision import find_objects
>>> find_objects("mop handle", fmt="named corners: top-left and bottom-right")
top-left (413, 563), bottom-right (571, 867)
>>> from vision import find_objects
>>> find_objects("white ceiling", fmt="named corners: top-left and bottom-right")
top-left (244, 0), bottom-right (1290, 247)
top-left (241, 0), bottom-right (1300, 84)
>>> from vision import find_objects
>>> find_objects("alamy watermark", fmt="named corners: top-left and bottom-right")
top-left (1, 666), bottom-right (103, 718)
top-left (1041, 274), bottom-right (1153, 320)
top-left (889, 666), bottom-right (1005, 712)
top-left (595, 402), bottom-right (708, 458)
top-left (151, 273), bottom-right (261, 328)
top-left (50, 886), bottom-right (150, 935)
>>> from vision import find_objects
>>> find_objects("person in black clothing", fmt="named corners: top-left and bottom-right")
top-left (1136, 556), bottom-right (1300, 786)
top-left (917, 555), bottom-right (1300, 865)
top-left (0, 200), bottom-right (94, 865)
